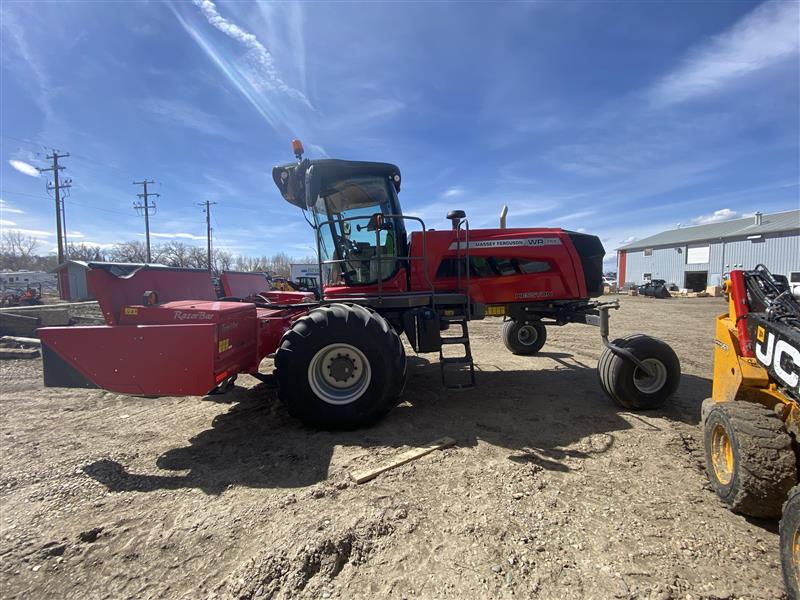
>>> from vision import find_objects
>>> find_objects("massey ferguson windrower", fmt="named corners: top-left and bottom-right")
top-left (39, 140), bottom-right (680, 428)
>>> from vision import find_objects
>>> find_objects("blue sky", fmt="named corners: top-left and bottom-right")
top-left (1, 0), bottom-right (798, 266)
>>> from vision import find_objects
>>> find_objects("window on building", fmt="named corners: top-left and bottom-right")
top-left (644, 248), bottom-right (653, 257)
top-left (686, 245), bottom-right (710, 264)
top-left (643, 273), bottom-right (652, 282)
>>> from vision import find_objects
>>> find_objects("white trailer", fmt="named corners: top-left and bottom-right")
top-left (290, 263), bottom-right (320, 287)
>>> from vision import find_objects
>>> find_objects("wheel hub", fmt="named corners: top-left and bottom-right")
top-left (632, 358), bottom-right (668, 394)
top-left (308, 343), bottom-right (372, 405)
top-left (710, 423), bottom-right (734, 485)
top-left (517, 324), bottom-right (538, 346)
top-left (328, 355), bottom-right (357, 383)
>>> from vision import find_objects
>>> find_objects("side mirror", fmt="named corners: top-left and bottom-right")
top-left (358, 213), bottom-right (390, 232)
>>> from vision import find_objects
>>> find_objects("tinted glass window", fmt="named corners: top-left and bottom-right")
top-left (435, 257), bottom-right (551, 278)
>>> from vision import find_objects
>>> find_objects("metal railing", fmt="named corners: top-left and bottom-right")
top-left (454, 218), bottom-right (471, 318)
top-left (314, 213), bottom-right (437, 307)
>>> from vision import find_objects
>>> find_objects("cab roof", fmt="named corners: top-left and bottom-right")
top-left (272, 158), bottom-right (401, 209)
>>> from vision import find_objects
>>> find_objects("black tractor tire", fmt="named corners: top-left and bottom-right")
top-left (781, 485), bottom-right (800, 598)
top-left (597, 334), bottom-right (680, 410)
top-left (503, 320), bottom-right (547, 356)
top-left (275, 303), bottom-right (407, 429)
top-left (703, 401), bottom-right (796, 518)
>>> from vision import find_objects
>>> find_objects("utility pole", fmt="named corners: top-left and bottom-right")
top-left (199, 200), bottom-right (217, 273)
top-left (133, 180), bottom-right (159, 262)
top-left (38, 151), bottom-right (71, 264)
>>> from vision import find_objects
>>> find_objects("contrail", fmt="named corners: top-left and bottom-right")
top-left (192, 0), bottom-right (313, 109)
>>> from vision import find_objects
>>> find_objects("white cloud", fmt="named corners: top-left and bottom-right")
top-left (8, 159), bottom-right (40, 177)
top-left (649, 0), bottom-right (799, 106)
top-left (620, 236), bottom-right (638, 245)
top-left (0, 219), bottom-right (17, 227)
top-left (0, 199), bottom-right (25, 214)
top-left (149, 232), bottom-right (206, 241)
top-left (5, 227), bottom-right (52, 237)
top-left (689, 208), bottom-right (740, 225)
top-left (141, 98), bottom-right (234, 138)
top-left (67, 230), bottom-right (85, 238)
top-left (441, 187), bottom-right (466, 198)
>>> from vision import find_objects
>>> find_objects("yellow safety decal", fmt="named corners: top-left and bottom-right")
top-left (443, 309), bottom-right (455, 316)
top-left (124, 307), bottom-right (138, 316)
top-left (756, 325), bottom-right (765, 343)
top-left (486, 305), bottom-right (506, 316)
top-left (218, 338), bottom-right (231, 353)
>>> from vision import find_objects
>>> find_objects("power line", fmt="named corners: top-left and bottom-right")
top-left (198, 200), bottom-right (217, 273)
top-left (37, 151), bottom-right (71, 264)
top-left (133, 179), bottom-right (159, 263)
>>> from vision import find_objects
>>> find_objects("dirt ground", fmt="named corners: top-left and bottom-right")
top-left (0, 295), bottom-right (787, 599)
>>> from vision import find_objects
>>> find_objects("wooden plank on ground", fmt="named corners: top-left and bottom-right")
top-left (0, 336), bottom-right (41, 347)
top-left (350, 436), bottom-right (456, 484)
top-left (0, 347), bottom-right (40, 360)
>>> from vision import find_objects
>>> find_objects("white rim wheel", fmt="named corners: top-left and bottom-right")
top-left (308, 343), bottom-right (372, 405)
top-left (517, 324), bottom-right (539, 346)
top-left (633, 358), bottom-right (668, 394)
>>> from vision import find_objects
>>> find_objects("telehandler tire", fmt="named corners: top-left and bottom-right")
top-left (598, 334), bottom-right (680, 410)
top-left (503, 320), bottom-right (547, 355)
top-left (703, 401), bottom-right (796, 518)
top-left (275, 303), bottom-right (407, 429)
top-left (781, 485), bottom-right (800, 598)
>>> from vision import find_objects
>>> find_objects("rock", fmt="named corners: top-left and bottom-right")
top-left (78, 527), bottom-right (103, 543)
top-left (40, 542), bottom-right (66, 557)
top-left (491, 564), bottom-right (503, 574)
top-left (512, 493), bottom-right (524, 500)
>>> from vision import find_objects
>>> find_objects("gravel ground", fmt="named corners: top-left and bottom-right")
top-left (0, 295), bottom-right (786, 599)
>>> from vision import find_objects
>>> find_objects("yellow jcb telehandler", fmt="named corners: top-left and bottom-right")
top-left (702, 265), bottom-right (800, 596)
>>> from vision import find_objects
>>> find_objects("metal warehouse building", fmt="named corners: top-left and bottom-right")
top-left (616, 209), bottom-right (800, 291)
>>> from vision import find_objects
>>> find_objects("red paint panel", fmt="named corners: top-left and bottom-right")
top-left (618, 251), bottom-right (626, 287)
top-left (220, 271), bottom-right (270, 297)
top-left (408, 228), bottom-right (584, 303)
top-left (40, 324), bottom-right (221, 396)
top-left (88, 268), bottom-right (216, 325)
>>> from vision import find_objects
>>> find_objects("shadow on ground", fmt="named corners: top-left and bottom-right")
top-left (83, 352), bottom-right (711, 494)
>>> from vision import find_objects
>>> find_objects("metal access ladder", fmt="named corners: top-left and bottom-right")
top-left (439, 313), bottom-right (476, 390)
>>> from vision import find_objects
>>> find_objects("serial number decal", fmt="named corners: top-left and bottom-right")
top-left (447, 237), bottom-right (562, 251)
top-left (220, 322), bottom-right (239, 333)
top-left (515, 291), bottom-right (554, 299)
top-left (123, 307), bottom-right (138, 316)
top-left (173, 311), bottom-right (214, 321)
top-left (713, 339), bottom-right (729, 352)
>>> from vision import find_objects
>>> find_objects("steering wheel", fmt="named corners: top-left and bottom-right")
top-left (336, 234), bottom-right (359, 256)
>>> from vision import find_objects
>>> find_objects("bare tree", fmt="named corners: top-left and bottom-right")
top-left (214, 249), bottom-right (233, 272)
top-left (0, 232), bottom-right (40, 271)
top-left (66, 243), bottom-right (107, 262)
top-left (108, 241), bottom-right (148, 263)
top-left (160, 241), bottom-right (192, 268)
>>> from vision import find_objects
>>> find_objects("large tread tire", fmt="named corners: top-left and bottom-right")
top-left (275, 303), bottom-right (407, 429)
top-left (597, 334), bottom-right (680, 410)
top-left (703, 401), bottom-right (797, 518)
top-left (503, 320), bottom-right (547, 356)
top-left (781, 485), bottom-right (800, 598)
